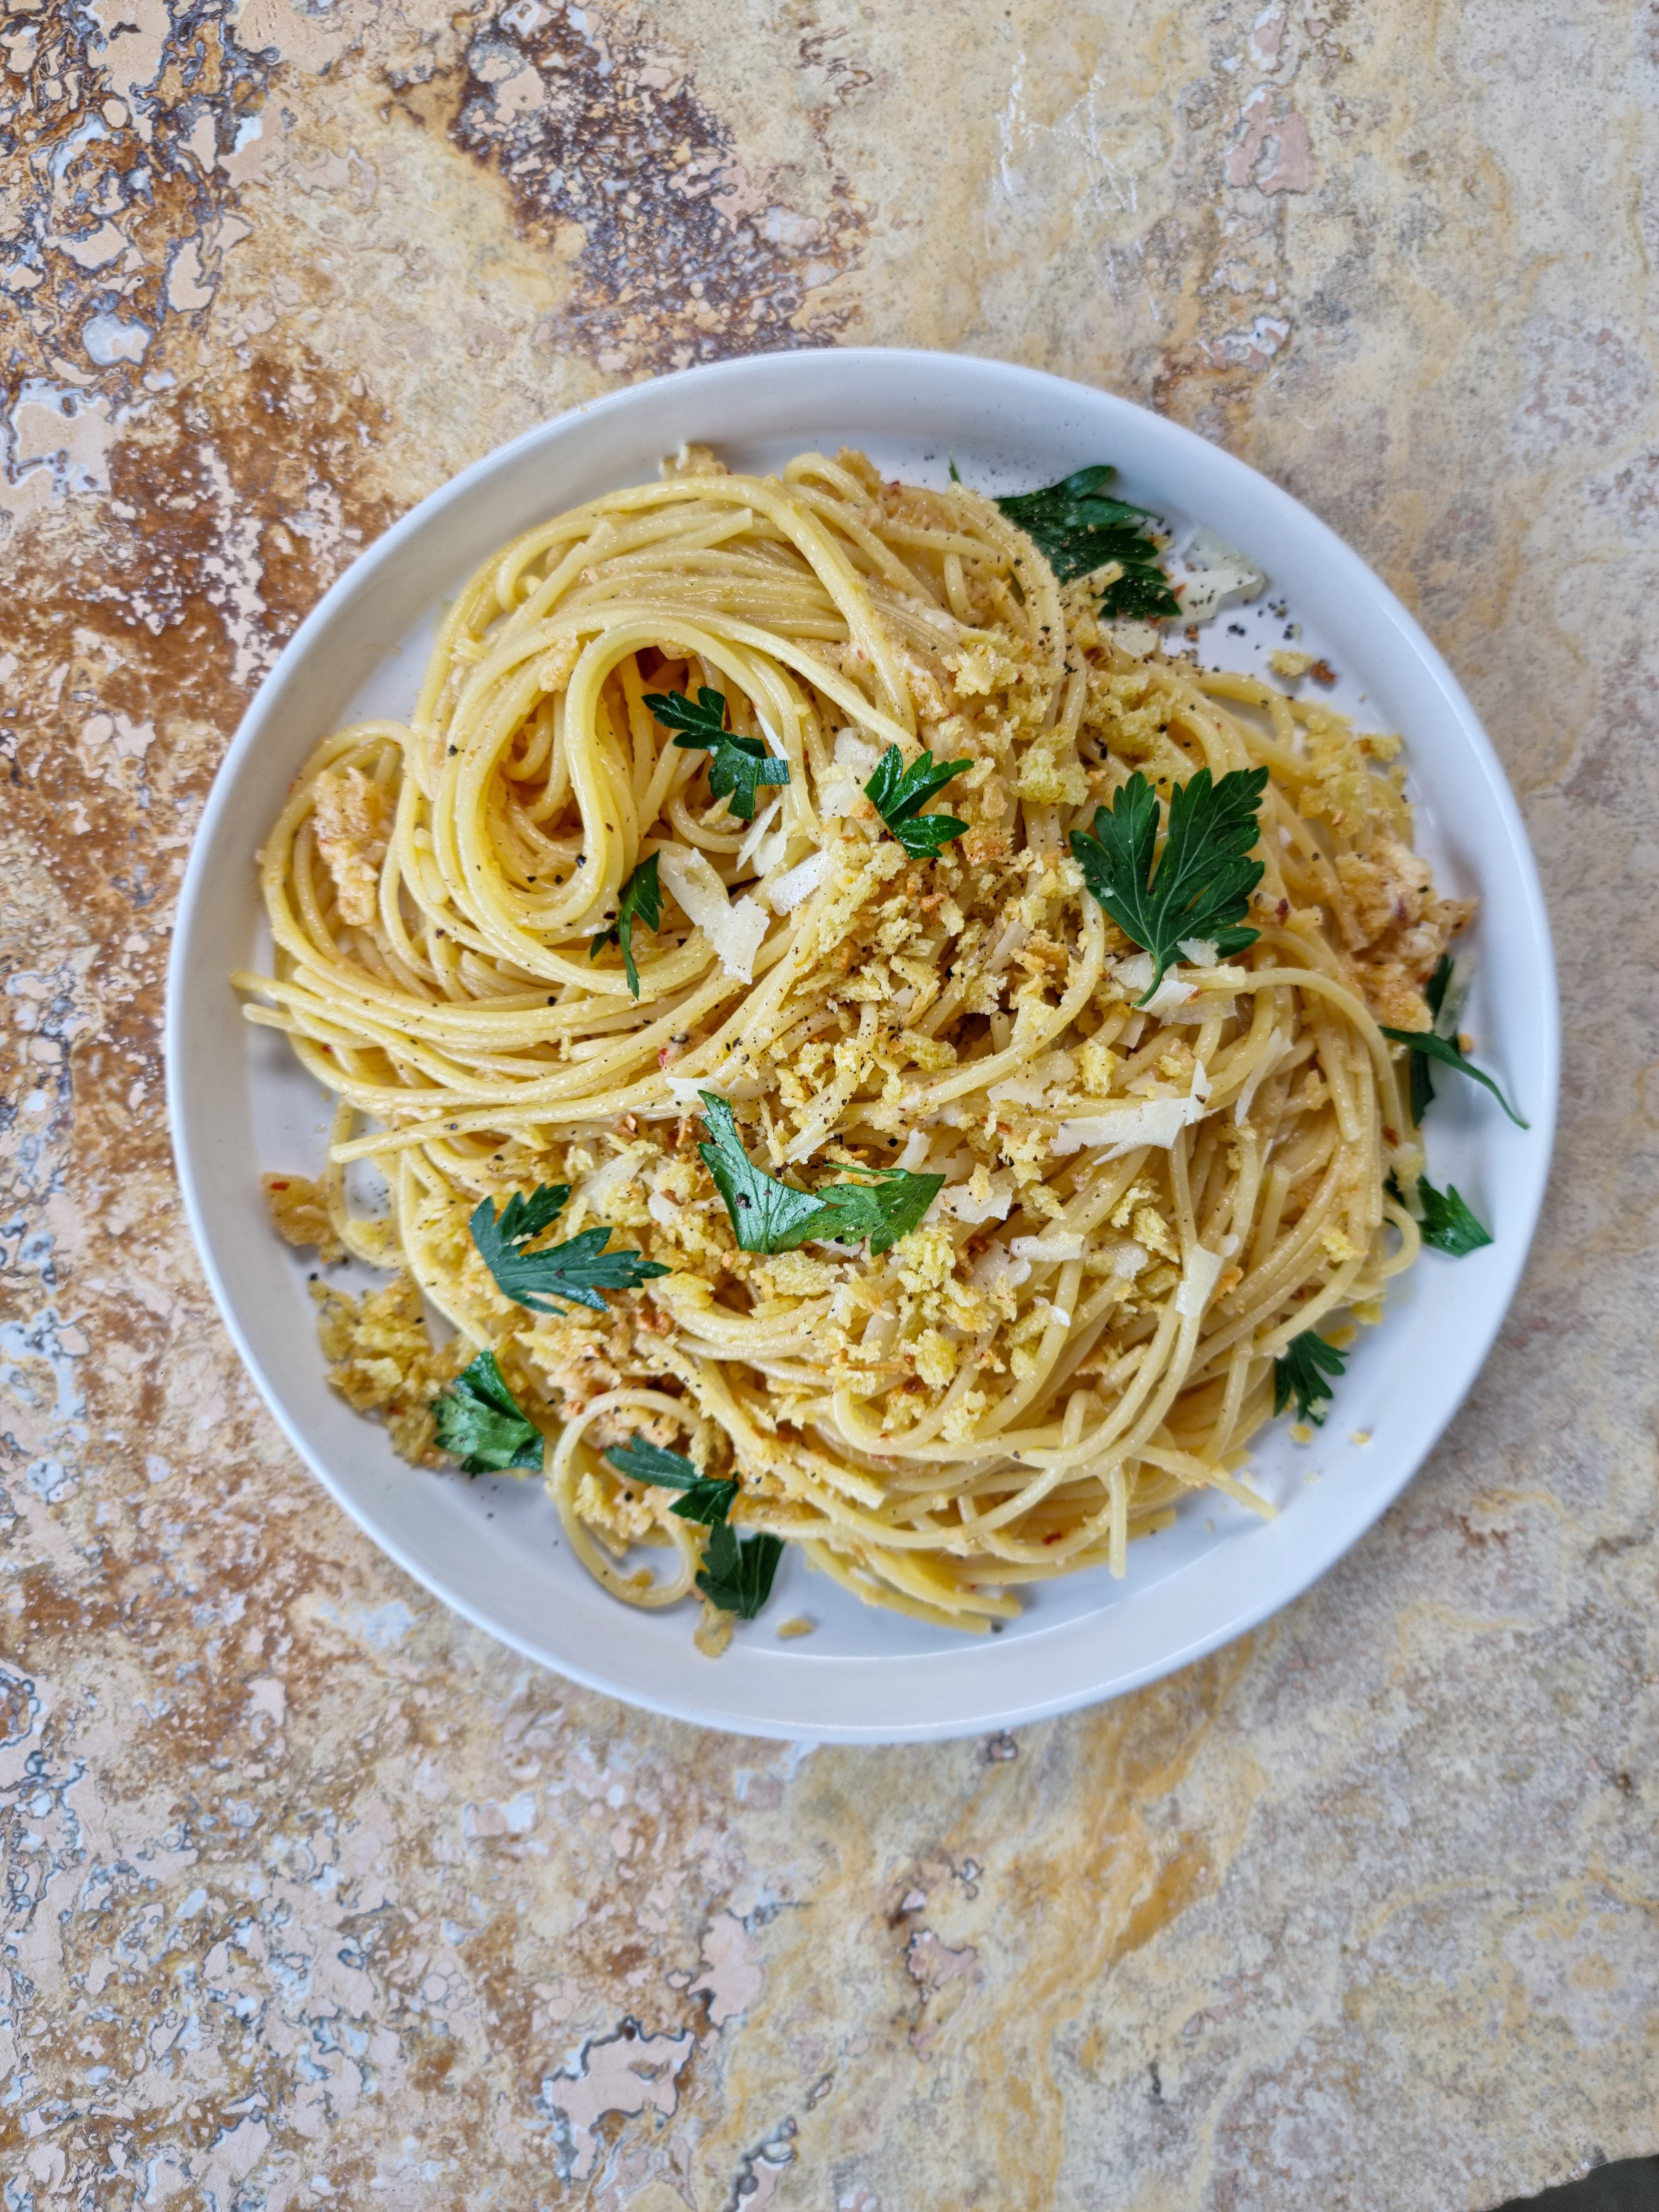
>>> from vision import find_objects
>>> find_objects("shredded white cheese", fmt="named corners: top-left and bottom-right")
top-left (986, 1073), bottom-right (1052, 1106)
top-left (1233, 1025), bottom-right (1290, 1126)
top-left (820, 727), bottom-right (883, 820)
top-left (971, 1244), bottom-right (1033, 1297)
top-left (1172, 525), bottom-right (1268, 623)
top-left (935, 1171), bottom-right (1015, 1225)
top-left (658, 845), bottom-right (769, 983)
top-left (571, 1151), bottom-right (641, 1219)
top-left (1175, 1245), bottom-right (1225, 1320)
top-left (833, 728), bottom-right (883, 778)
top-left (769, 848), bottom-right (832, 914)
top-left (1165, 997), bottom-right (1236, 1027)
top-left (1010, 1231), bottom-right (1085, 1264)
top-left (1142, 969), bottom-right (1198, 1017)
top-left (734, 794), bottom-right (782, 871)
top-left (1053, 1062), bottom-right (1210, 1160)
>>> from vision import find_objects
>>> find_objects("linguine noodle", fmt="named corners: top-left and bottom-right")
top-left (238, 444), bottom-right (1468, 1638)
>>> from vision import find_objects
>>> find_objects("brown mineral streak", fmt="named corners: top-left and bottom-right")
top-left (1, 0), bottom-right (1655, 2204)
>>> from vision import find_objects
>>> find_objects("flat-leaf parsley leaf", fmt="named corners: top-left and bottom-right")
top-left (863, 745), bottom-right (972, 859)
top-left (1417, 1176), bottom-right (1494, 1257)
top-left (604, 1433), bottom-right (738, 1526)
top-left (695, 1517), bottom-right (784, 1619)
top-left (813, 1166), bottom-right (947, 1255)
top-left (1070, 765), bottom-right (1268, 1002)
top-left (470, 1185), bottom-right (670, 1314)
top-left (1273, 1331), bottom-right (1347, 1426)
top-left (644, 686), bottom-right (790, 822)
top-left (589, 852), bottom-right (662, 1001)
top-left (697, 1093), bottom-right (944, 1256)
top-left (1380, 1011), bottom-right (1527, 1129)
top-left (994, 465), bottom-right (1182, 619)
top-left (433, 1349), bottom-right (544, 1474)
top-left (696, 1092), bottom-right (830, 1254)
top-left (1402, 952), bottom-right (1451, 1123)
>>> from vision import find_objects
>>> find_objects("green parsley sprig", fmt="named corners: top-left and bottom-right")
top-left (589, 852), bottom-right (662, 1001)
top-left (604, 1433), bottom-right (738, 1526)
top-left (432, 1349), bottom-right (544, 1474)
top-left (812, 1167), bottom-right (946, 1255)
top-left (601, 1430), bottom-right (781, 1619)
top-left (863, 745), bottom-right (973, 858)
top-left (1417, 1175), bottom-right (1494, 1256)
top-left (696, 1091), bottom-right (945, 1256)
top-left (1402, 952), bottom-right (1452, 1125)
top-left (1070, 766), bottom-right (1268, 1003)
top-left (696, 1094), bottom-right (829, 1254)
top-left (696, 1519), bottom-right (785, 1620)
top-left (1272, 1331), bottom-right (1347, 1427)
top-left (643, 686), bottom-right (790, 822)
top-left (1381, 1024), bottom-right (1526, 1128)
top-left (1381, 957), bottom-right (1526, 1129)
top-left (993, 465), bottom-right (1182, 619)
top-left (470, 1184), bottom-right (670, 1315)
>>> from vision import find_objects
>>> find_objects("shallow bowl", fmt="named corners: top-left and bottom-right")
top-left (166, 349), bottom-right (1557, 1743)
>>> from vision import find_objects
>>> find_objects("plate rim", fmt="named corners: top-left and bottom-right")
top-left (165, 345), bottom-right (1560, 1743)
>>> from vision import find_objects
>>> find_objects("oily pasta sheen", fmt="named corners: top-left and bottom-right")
top-left (239, 444), bottom-right (1468, 1639)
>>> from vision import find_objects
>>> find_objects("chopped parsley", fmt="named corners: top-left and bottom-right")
top-left (696, 1091), bottom-right (944, 1256)
top-left (432, 1349), bottom-right (544, 1474)
top-left (643, 685), bottom-right (790, 822)
top-left (589, 852), bottom-right (662, 1001)
top-left (1070, 765), bottom-right (1268, 1003)
top-left (470, 1183), bottom-right (670, 1314)
top-left (863, 744), bottom-right (973, 858)
top-left (993, 464), bottom-right (1182, 619)
top-left (604, 1433), bottom-right (738, 1526)
top-left (695, 1517), bottom-right (785, 1620)
top-left (1273, 1331), bottom-right (1347, 1426)
top-left (1418, 1176), bottom-right (1494, 1257)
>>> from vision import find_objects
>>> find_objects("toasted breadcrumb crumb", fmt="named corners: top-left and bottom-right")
top-left (263, 1172), bottom-right (344, 1262)
top-left (694, 1599), bottom-right (735, 1657)
top-left (312, 766), bottom-right (392, 928)
top-left (311, 1277), bottom-right (466, 1467)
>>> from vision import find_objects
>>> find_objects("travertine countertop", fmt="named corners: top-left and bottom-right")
top-left (2, 3), bottom-right (1655, 2204)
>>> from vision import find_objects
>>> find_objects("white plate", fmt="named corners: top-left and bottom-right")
top-left (166, 350), bottom-right (1558, 1744)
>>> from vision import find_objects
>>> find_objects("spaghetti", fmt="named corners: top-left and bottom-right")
top-left (238, 444), bottom-right (1469, 1638)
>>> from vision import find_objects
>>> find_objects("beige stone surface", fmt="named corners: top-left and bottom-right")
top-left (1, 1), bottom-right (1655, 2204)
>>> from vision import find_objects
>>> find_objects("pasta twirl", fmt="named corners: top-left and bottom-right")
top-left (238, 444), bottom-right (1469, 1636)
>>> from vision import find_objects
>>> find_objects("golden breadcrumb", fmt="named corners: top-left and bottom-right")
top-left (262, 1172), bottom-right (344, 1262)
top-left (311, 765), bottom-right (392, 929)
top-left (311, 1277), bottom-right (465, 1466)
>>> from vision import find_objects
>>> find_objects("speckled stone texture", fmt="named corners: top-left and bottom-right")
top-left (2, 2), bottom-right (1655, 2205)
